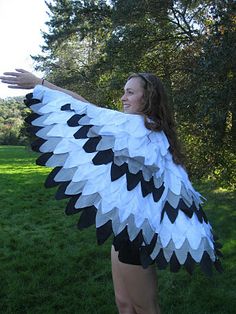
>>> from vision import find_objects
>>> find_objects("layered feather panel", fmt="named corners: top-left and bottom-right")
top-left (24, 85), bottom-right (223, 275)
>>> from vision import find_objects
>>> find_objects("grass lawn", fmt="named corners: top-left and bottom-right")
top-left (0, 145), bottom-right (235, 314)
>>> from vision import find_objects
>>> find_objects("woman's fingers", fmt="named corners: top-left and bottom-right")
top-left (2, 72), bottom-right (21, 77)
top-left (15, 68), bottom-right (29, 73)
top-left (0, 76), bottom-right (23, 88)
top-left (0, 75), bottom-right (28, 89)
top-left (2, 69), bottom-right (29, 75)
top-left (0, 77), bottom-right (17, 83)
top-left (1, 69), bottom-right (39, 89)
top-left (8, 85), bottom-right (26, 89)
top-left (1, 69), bottom-right (29, 78)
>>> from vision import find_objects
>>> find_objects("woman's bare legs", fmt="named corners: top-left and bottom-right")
top-left (111, 246), bottom-right (161, 314)
top-left (111, 246), bottom-right (136, 314)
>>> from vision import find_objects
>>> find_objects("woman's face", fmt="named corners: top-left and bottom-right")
top-left (121, 77), bottom-right (144, 114)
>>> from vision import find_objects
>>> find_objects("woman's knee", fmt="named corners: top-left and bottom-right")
top-left (133, 300), bottom-right (159, 314)
top-left (115, 292), bottom-right (136, 314)
top-left (133, 285), bottom-right (160, 314)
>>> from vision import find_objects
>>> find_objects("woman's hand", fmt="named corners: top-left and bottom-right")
top-left (0, 68), bottom-right (42, 89)
top-left (1, 68), bottom-right (89, 102)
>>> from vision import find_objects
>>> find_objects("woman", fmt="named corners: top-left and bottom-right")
top-left (0, 69), bottom-right (222, 314)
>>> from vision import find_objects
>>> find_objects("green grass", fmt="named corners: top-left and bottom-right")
top-left (0, 146), bottom-right (235, 314)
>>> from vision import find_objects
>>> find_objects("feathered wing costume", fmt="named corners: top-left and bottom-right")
top-left (24, 85), bottom-right (223, 275)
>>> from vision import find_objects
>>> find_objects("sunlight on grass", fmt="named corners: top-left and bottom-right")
top-left (213, 187), bottom-right (234, 193)
top-left (1, 165), bottom-right (50, 174)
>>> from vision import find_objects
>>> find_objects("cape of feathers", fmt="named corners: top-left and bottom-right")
top-left (24, 85), bottom-right (223, 275)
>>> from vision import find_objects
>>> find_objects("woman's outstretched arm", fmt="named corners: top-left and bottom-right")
top-left (0, 68), bottom-right (89, 103)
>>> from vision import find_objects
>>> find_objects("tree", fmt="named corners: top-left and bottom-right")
top-left (0, 97), bottom-right (29, 145)
top-left (31, 0), bottom-right (235, 186)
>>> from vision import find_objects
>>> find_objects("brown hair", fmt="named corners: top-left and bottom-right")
top-left (128, 73), bottom-right (185, 165)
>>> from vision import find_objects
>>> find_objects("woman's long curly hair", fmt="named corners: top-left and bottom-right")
top-left (128, 73), bottom-right (185, 165)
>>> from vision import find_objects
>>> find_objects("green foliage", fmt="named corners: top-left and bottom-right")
top-left (0, 97), bottom-right (30, 145)
top-left (179, 123), bottom-right (236, 189)
top-left (30, 0), bottom-right (235, 185)
top-left (0, 146), bottom-right (235, 313)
